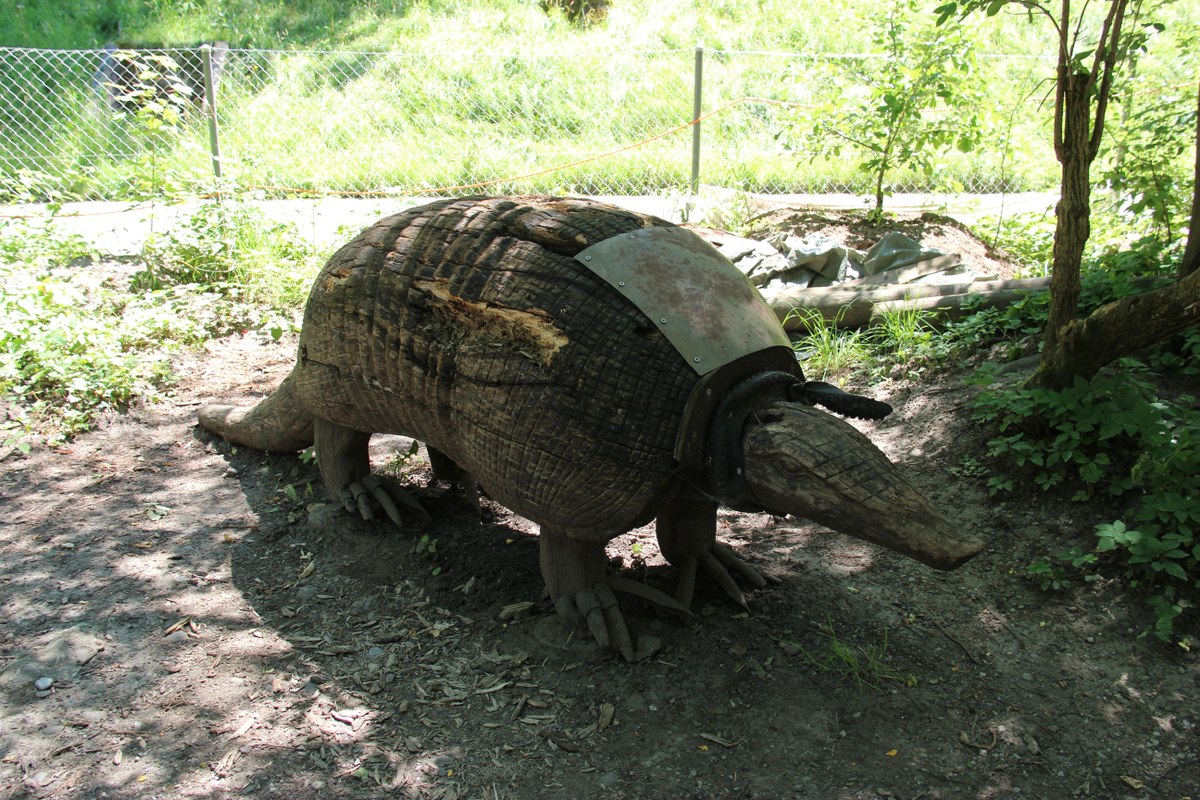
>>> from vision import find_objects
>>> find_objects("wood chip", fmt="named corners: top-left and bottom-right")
top-left (212, 749), bottom-right (240, 777)
top-left (475, 681), bottom-right (510, 695)
top-left (699, 733), bottom-right (738, 748)
top-left (499, 601), bottom-right (534, 620)
top-left (163, 618), bottom-right (190, 636)
top-left (230, 714), bottom-right (257, 738)
top-left (598, 703), bottom-right (615, 732)
top-left (538, 728), bottom-right (580, 753)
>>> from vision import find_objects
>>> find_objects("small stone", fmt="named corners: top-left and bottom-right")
top-left (634, 635), bottom-right (662, 661)
top-left (366, 646), bottom-right (384, 659)
top-left (33, 676), bottom-right (54, 691)
top-left (35, 690), bottom-right (52, 699)
top-left (164, 630), bottom-right (189, 644)
top-left (297, 586), bottom-right (318, 602)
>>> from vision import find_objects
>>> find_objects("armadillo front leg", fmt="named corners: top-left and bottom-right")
top-left (538, 528), bottom-right (691, 661)
top-left (313, 419), bottom-right (428, 527)
top-left (539, 528), bottom-right (636, 661)
top-left (656, 496), bottom-right (769, 610)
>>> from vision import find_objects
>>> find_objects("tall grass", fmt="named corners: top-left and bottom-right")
top-left (0, 0), bottom-right (1194, 203)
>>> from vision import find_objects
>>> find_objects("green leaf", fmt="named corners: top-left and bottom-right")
top-left (934, 2), bottom-right (959, 26)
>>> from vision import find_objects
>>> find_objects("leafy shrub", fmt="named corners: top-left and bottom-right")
top-left (2, 263), bottom-right (207, 443)
top-left (973, 355), bottom-right (1199, 642)
top-left (786, 308), bottom-right (873, 380)
top-left (971, 365), bottom-right (1166, 498)
top-left (139, 198), bottom-right (323, 310)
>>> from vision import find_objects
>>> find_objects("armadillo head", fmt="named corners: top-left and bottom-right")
top-left (739, 398), bottom-right (984, 570)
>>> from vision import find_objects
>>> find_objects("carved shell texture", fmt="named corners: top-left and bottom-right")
top-left (292, 196), bottom-right (703, 542)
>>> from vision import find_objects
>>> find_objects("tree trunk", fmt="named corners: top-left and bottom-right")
top-left (1043, 70), bottom-right (1095, 357)
top-left (1181, 82), bottom-right (1200, 279)
top-left (1025, 266), bottom-right (1200, 389)
top-left (767, 277), bottom-right (1052, 330)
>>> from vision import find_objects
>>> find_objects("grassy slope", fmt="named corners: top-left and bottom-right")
top-left (4, 0), bottom-right (1054, 53)
top-left (1, 1), bottom-right (1194, 199)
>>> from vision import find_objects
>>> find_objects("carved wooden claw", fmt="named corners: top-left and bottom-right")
top-left (697, 542), bottom-right (771, 609)
top-left (340, 475), bottom-right (430, 528)
top-left (555, 583), bottom-right (635, 661)
top-left (667, 551), bottom-right (758, 614)
top-left (656, 498), bottom-right (773, 610)
top-left (540, 529), bottom-right (680, 661)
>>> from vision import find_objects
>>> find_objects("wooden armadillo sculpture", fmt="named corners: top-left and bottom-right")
top-left (199, 196), bottom-right (984, 659)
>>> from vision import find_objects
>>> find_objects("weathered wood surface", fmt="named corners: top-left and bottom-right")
top-left (766, 277), bottom-right (1054, 330)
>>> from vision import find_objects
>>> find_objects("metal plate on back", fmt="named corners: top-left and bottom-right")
top-left (575, 226), bottom-right (789, 375)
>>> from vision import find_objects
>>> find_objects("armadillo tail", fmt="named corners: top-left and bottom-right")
top-left (197, 372), bottom-right (316, 453)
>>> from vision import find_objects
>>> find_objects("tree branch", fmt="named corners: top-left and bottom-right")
top-left (1026, 267), bottom-right (1200, 389)
top-left (1088, 0), bottom-right (1128, 159)
top-left (1181, 82), bottom-right (1200, 279)
top-left (1053, 0), bottom-right (1070, 157)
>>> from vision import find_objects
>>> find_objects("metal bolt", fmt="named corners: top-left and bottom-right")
top-left (628, 233), bottom-right (636, 239)
top-left (660, 318), bottom-right (668, 324)
top-left (693, 356), bottom-right (701, 363)
top-left (617, 281), bottom-right (625, 287)
top-left (584, 255), bottom-right (592, 261)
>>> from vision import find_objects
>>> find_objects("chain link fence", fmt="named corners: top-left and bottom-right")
top-left (0, 42), bottom-right (1170, 204)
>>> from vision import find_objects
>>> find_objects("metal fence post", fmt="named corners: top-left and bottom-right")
top-left (691, 45), bottom-right (703, 194)
top-left (200, 44), bottom-right (222, 181)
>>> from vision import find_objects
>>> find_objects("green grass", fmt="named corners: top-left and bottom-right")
top-left (0, 199), bottom-right (323, 447)
top-left (6, 0), bottom-right (1193, 202)
top-left (782, 619), bottom-right (908, 691)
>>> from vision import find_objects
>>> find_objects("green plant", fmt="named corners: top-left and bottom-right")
top-left (785, 307), bottom-right (872, 380)
top-left (976, 211), bottom-right (1057, 275)
top-left (865, 304), bottom-right (937, 373)
top-left (413, 533), bottom-right (443, 576)
top-left (139, 195), bottom-right (324, 311)
top-left (1099, 15), bottom-right (1198, 248)
top-left (923, 294), bottom-right (1046, 369)
top-left (789, 0), bottom-right (985, 214)
top-left (971, 364), bottom-right (1163, 499)
top-left (106, 49), bottom-right (197, 200)
top-left (1026, 546), bottom-right (1098, 591)
top-left (975, 351), bottom-right (1199, 641)
top-left (379, 439), bottom-right (421, 477)
top-left (786, 619), bottom-right (905, 691)
top-left (1095, 412), bottom-right (1200, 641)
top-left (0, 206), bottom-right (280, 444)
top-left (0, 261), bottom-right (226, 442)
top-left (0, 212), bottom-right (97, 267)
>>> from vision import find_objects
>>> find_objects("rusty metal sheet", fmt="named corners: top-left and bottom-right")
top-left (575, 226), bottom-right (790, 375)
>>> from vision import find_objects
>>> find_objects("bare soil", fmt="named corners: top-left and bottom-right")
top-left (1, 210), bottom-right (1197, 800)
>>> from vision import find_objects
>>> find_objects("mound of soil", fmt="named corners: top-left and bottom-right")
top-left (743, 209), bottom-right (1024, 281)
top-left (1, 210), bottom-right (1196, 800)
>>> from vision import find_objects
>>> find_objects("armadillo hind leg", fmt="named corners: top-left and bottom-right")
top-left (655, 497), bottom-right (770, 610)
top-left (427, 446), bottom-right (482, 517)
top-left (313, 419), bottom-right (430, 527)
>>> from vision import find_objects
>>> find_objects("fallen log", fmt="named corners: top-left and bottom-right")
top-left (768, 277), bottom-right (1053, 330)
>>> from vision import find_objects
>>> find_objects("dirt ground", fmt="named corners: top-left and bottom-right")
top-left (1, 209), bottom-right (1197, 800)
